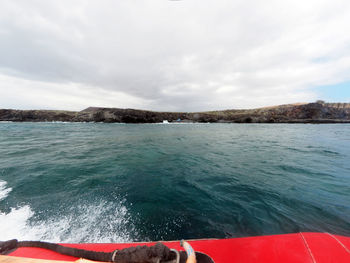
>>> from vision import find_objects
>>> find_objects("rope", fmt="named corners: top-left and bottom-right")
top-left (18, 241), bottom-right (112, 262)
top-left (1, 240), bottom-right (175, 263)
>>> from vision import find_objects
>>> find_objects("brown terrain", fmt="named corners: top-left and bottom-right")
top-left (1, 101), bottom-right (350, 123)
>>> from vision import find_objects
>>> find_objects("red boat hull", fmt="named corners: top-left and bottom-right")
top-left (8, 232), bottom-right (350, 262)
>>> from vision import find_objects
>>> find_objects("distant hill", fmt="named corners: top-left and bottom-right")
top-left (1, 102), bottom-right (350, 123)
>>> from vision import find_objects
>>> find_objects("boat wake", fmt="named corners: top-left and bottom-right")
top-left (0, 180), bottom-right (136, 243)
top-left (0, 180), bottom-right (12, 201)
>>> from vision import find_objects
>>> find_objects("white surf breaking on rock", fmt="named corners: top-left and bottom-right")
top-left (0, 181), bottom-right (136, 243)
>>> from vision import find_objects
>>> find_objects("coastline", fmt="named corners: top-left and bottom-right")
top-left (1, 102), bottom-right (350, 124)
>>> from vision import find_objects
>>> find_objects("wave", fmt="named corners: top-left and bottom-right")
top-left (0, 180), bottom-right (12, 201)
top-left (0, 201), bottom-right (136, 243)
top-left (0, 180), bottom-right (136, 243)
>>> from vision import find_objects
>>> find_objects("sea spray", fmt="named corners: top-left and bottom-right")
top-left (0, 178), bottom-right (135, 242)
top-left (0, 180), bottom-right (12, 201)
top-left (0, 199), bottom-right (136, 243)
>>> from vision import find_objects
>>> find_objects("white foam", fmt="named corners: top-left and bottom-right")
top-left (0, 179), bottom-right (135, 242)
top-left (0, 205), bottom-right (35, 240)
top-left (0, 198), bottom-right (136, 243)
top-left (0, 180), bottom-right (12, 201)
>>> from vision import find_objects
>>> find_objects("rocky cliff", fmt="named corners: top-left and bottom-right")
top-left (1, 102), bottom-right (350, 123)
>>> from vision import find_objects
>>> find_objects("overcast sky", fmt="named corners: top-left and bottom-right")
top-left (0, 0), bottom-right (349, 111)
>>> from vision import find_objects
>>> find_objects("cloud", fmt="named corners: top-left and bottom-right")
top-left (0, 0), bottom-right (349, 111)
top-left (0, 73), bottom-right (150, 110)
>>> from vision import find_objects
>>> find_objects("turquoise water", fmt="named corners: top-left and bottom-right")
top-left (0, 122), bottom-right (349, 242)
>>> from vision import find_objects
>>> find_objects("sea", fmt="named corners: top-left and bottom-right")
top-left (0, 122), bottom-right (349, 243)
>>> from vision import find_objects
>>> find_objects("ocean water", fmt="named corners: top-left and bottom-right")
top-left (0, 122), bottom-right (349, 243)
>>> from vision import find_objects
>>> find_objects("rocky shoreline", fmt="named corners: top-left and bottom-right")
top-left (1, 102), bottom-right (350, 123)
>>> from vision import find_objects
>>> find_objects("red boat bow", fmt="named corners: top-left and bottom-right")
top-left (7, 232), bottom-right (350, 263)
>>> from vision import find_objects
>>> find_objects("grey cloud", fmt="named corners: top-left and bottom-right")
top-left (0, 0), bottom-right (350, 111)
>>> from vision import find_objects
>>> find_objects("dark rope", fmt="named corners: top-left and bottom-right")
top-left (18, 241), bottom-right (112, 262)
top-left (0, 239), bottom-right (18, 254)
top-left (0, 239), bottom-right (174, 263)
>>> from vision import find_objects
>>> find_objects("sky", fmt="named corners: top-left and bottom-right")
top-left (0, 0), bottom-right (349, 111)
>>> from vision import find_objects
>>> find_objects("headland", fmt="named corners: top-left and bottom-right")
top-left (1, 101), bottom-right (350, 123)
